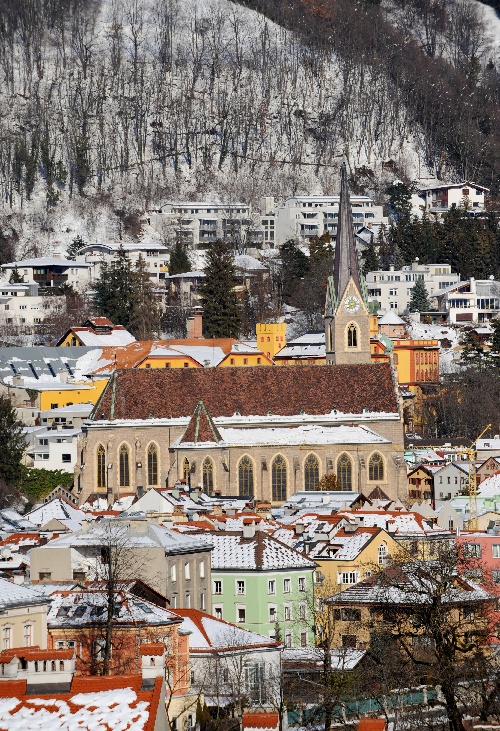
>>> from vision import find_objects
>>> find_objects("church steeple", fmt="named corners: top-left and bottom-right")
top-left (325, 162), bottom-right (371, 365)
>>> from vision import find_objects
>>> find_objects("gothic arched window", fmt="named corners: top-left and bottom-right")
top-left (97, 444), bottom-right (106, 489)
top-left (272, 455), bottom-right (287, 502)
top-left (369, 452), bottom-right (384, 481)
top-left (238, 456), bottom-right (254, 497)
top-left (147, 443), bottom-right (158, 486)
top-left (304, 454), bottom-right (320, 490)
top-left (336, 453), bottom-right (352, 491)
top-left (203, 457), bottom-right (214, 495)
top-left (119, 444), bottom-right (130, 487)
top-left (347, 324), bottom-right (358, 348)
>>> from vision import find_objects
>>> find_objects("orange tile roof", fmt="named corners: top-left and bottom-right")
top-left (0, 646), bottom-right (74, 663)
top-left (71, 674), bottom-right (143, 693)
top-left (358, 719), bottom-right (387, 731)
top-left (0, 533), bottom-right (40, 546)
top-left (0, 680), bottom-right (26, 697)
top-left (139, 643), bottom-right (165, 656)
top-left (242, 712), bottom-right (279, 729)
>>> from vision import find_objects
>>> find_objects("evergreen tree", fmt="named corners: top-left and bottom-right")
top-left (66, 235), bottom-right (86, 261)
top-left (460, 330), bottom-right (485, 366)
top-left (9, 268), bottom-right (24, 283)
top-left (363, 233), bottom-right (379, 275)
top-left (168, 240), bottom-right (191, 275)
top-left (409, 279), bottom-right (431, 312)
top-left (129, 255), bottom-right (161, 340)
top-left (377, 224), bottom-right (392, 270)
top-left (93, 246), bottom-right (136, 328)
top-left (385, 180), bottom-right (415, 220)
top-left (280, 239), bottom-right (310, 302)
top-left (0, 395), bottom-right (25, 489)
top-left (391, 240), bottom-right (405, 270)
top-left (200, 239), bottom-right (241, 338)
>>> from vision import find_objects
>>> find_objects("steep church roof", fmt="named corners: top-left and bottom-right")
top-left (179, 400), bottom-right (223, 444)
top-left (332, 162), bottom-right (364, 305)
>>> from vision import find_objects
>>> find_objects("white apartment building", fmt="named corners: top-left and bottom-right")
top-left (75, 242), bottom-right (169, 284)
top-left (1, 257), bottom-right (91, 291)
top-left (412, 182), bottom-right (489, 220)
top-left (24, 425), bottom-right (80, 473)
top-left (365, 260), bottom-right (460, 314)
top-left (148, 202), bottom-right (259, 248)
top-left (266, 195), bottom-right (388, 247)
top-left (435, 278), bottom-right (500, 324)
top-left (0, 280), bottom-right (71, 331)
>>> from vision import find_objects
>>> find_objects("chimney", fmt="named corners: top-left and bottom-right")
top-left (294, 522), bottom-right (305, 536)
top-left (187, 308), bottom-right (203, 339)
top-left (59, 368), bottom-right (68, 384)
top-left (212, 504), bottom-right (222, 516)
top-left (12, 374), bottom-right (23, 386)
top-left (242, 519), bottom-right (256, 539)
top-left (141, 646), bottom-right (166, 682)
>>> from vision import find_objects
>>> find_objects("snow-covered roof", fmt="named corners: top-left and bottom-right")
top-left (0, 577), bottom-right (48, 609)
top-left (275, 331), bottom-right (325, 359)
top-left (2, 257), bottom-right (91, 268)
top-left (234, 254), bottom-right (268, 271)
top-left (166, 270), bottom-right (205, 279)
top-left (71, 327), bottom-right (136, 347)
top-left (193, 531), bottom-right (315, 570)
top-left (25, 498), bottom-right (85, 528)
top-left (174, 609), bottom-right (279, 651)
top-left (0, 345), bottom-right (103, 387)
top-left (378, 311), bottom-right (405, 326)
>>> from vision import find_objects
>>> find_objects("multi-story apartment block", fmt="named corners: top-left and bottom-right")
top-left (435, 277), bottom-right (500, 323)
top-left (75, 242), bottom-right (169, 284)
top-left (365, 260), bottom-right (460, 314)
top-left (1, 257), bottom-right (92, 292)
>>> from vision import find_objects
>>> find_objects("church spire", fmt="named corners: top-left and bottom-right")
top-left (332, 161), bottom-right (363, 304)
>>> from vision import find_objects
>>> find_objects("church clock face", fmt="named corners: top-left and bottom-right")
top-left (344, 295), bottom-right (360, 313)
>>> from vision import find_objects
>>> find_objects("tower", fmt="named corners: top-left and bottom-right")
top-left (325, 163), bottom-right (371, 365)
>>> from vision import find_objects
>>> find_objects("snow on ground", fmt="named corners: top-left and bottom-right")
top-left (407, 321), bottom-right (462, 372)
top-left (472, 1), bottom-right (500, 55)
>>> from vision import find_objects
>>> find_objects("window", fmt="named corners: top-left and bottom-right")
top-left (493, 545), bottom-right (500, 558)
top-left (341, 608), bottom-right (361, 621)
top-left (23, 624), bottom-right (33, 647)
top-left (298, 577), bottom-right (306, 592)
top-left (268, 579), bottom-right (276, 595)
top-left (171, 564), bottom-right (177, 582)
top-left (342, 635), bottom-right (357, 649)
top-left (300, 631), bottom-right (308, 647)
top-left (119, 444), bottom-right (130, 487)
top-left (284, 632), bottom-right (292, 648)
top-left (283, 578), bottom-right (291, 593)
top-left (269, 606), bottom-right (277, 623)
top-left (2, 628), bottom-right (11, 650)
top-left (338, 571), bottom-right (360, 585)
top-left (369, 452), bottom-right (384, 481)
top-left (272, 455), bottom-right (287, 501)
top-left (238, 456), bottom-right (254, 497)
top-left (97, 444), bottom-right (106, 489)
top-left (199, 561), bottom-right (205, 579)
top-left (237, 607), bottom-right (246, 623)
top-left (200, 593), bottom-right (205, 610)
top-left (463, 543), bottom-right (481, 558)
top-left (185, 594), bottom-right (191, 608)
top-left (147, 443), bottom-right (158, 486)
top-left (299, 602), bottom-right (307, 620)
top-left (94, 638), bottom-right (106, 661)
top-left (202, 457), bottom-right (214, 495)
top-left (214, 580), bottom-right (222, 594)
top-left (183, 458), bottom-right (190, 483)
top-left (284, 605), bottom-right (292, 621)
top-left (493, 571), bottom-right (500, 584)
top-left (337, 453), bottom-right (352, 491)
top-left (185, 562), bottom-right (191, 580)
top-left (347, 323), bottom-right (358, 348)
top-left (62, 453), bottom-right (71, 463)
top-left (214, 606), bottom-right (223, 620)
top-left (304, 453), bottom-right (320, 490)
top-left (378, 544), bottom-right (387, 565)
top-left (237, 580), bottom-right (246, 595)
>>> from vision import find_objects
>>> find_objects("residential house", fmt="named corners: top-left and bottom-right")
top-left (1, 257), bottom-right (92, 291)
top-left (29, 518), bottom-right (213, 611)
top-left (0, 578), bottom-right (51, 650)
top-left (477, 457), bottom-right (500, 485)
top-left (174, 608), bottom-right (281, 707)
top-left (191, 522), bottom-right (316, 647)
top-left (432, 461), bottom-right (469, 501)
top-left (24, 425), bottom-right (80, 472)
top-left (407, 465), bottom-right (435, 505)
top-left (57, 317), bottom-right (136, 347)
top-left (413, 182), bottom-right (488, 219)
top-left (75, 242), bottom-right (169, 284)
top-left (435, 278), bottom-right (500, 324)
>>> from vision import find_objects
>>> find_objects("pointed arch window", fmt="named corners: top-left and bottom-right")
top-left (203, 457), bottom-right (214, 495)
top-left (369, 452), bottom-right (384, 481)
top-left (97, 444), bottom-right (106, 489)
top-left (347, 324), bottom-right (358, 348)
top-left (272, 455), bottom-right (287, 502)
top-left (119, 444), bottom-right (130, 487)
top-left (147, 443), bottom-right (158, 486)
top-left (238, 456), bottom-right (254, 497)
top-left (336, 453), bottom-right (352, 491)
top-left (304, 454), bottom-right (320, 490)
top-left (183, 458), bottom-right (190, 488)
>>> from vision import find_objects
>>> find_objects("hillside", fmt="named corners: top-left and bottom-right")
top-left (0, 0), bottom-right (499, 253)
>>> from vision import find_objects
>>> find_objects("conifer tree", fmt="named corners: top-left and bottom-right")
top-left (169, 240), bottom-right (191, 275)
top-left (129, 255), bottom-right (161, 340)
top-left (9, 268), bottom-right (24, 283)
top-left (66, 235), bottom-right (86, 261)
top-left (200, 239), bottom-right (241, 338)
top-left (363, 233), bottom-right (379, 275)
top-left (93, 246), bottom-right (136, 328)
top-left (460, 330), bottom-right (485, 366)
top-left (409, 279), bottom-right (430, 312)
top-left (0, 395), bottom-right (25, 489)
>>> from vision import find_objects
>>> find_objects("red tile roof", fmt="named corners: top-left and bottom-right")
top-left (71, 674), bottom-right (143, 693)
top-left (0, 680), bottom-right (26, 697)
top-left (139, 643), bottom-right (165, 656)
top-left (0, 646), bottom-right (74, 663)
top-left (179, 401), bottom-right (223, 444)
top-left (94, 363), bottom-right (398, 421)
top-left (242, 712), bottom-right (280, 729)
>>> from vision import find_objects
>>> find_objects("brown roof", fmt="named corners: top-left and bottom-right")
top-left (93, 363), bottom-right (398, 421)
top-left (179, 401), bottom-right (223, 444)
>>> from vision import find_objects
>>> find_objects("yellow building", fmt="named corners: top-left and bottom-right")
top-left (56, 318), bottom-right (136, 348)
top-left (0, 578), bottom-right (50, 650)
top-left (256, 323), bottom-right (287, 359)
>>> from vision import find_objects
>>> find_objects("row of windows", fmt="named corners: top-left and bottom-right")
top-left (98, 444), bottom-right (385, 491)
top-left (217, 604), bottom-right (307, 627)
top-left (170, 561), bottom-right (205, 582)
top-left (2, 625), bottom-right (32, 649)
top-left (214, 576), bottom-right (307, 596)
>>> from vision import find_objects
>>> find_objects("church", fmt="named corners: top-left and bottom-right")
top-left (75, 165), bottom-right (407, 506)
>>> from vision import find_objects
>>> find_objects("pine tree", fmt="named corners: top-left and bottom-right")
top-left (168, 240), bottom-right (191, 275)
top-left (93, 246), bottom-right (136, 328)
top-left (66, 235), bottom-right (86, 261)
top-left (391, 240), bottom-right (405, 270)
top-left (460, 330), bottom-right (485, 366)
top-left (363, 233), bottom-right (379, 275)
top-left (0, 395), bottom-right (25, 489)
top-left (200, 239), bottom-right (241, 338)
top-left (129, 255), bottom-right (161, 340)
top-left (9, 268), bottom-right (24, 283)
top-left (409, 279), bottom-right (431, 312)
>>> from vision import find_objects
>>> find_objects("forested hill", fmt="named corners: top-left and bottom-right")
top-left (0, 0), bottom-right (499, 253)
